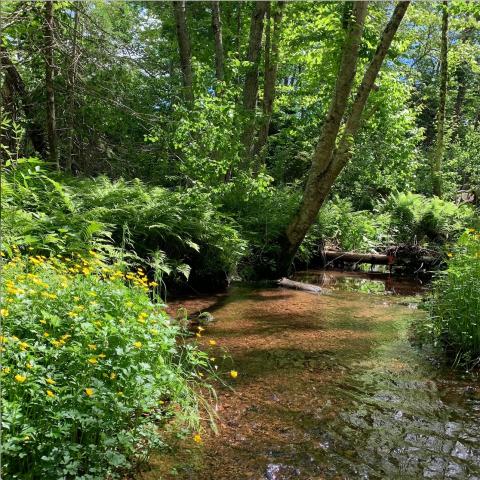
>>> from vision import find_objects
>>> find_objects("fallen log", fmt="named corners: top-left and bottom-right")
top-left (278, 277), bottom-right (322, 293)
top-left (322, 250), bottom-right (436, 266)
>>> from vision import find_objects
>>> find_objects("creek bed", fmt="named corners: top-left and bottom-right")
top-left (139, 270), bottom-right (480, 480)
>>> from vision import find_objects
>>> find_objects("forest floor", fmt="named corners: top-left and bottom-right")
top-left (138, 271), bottom-right (480, 480)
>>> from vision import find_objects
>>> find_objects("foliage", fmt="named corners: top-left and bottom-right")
top-left (70, 176), bottom-right (247, 284)
top-left (317, 197), bottom-right (391, 252)
top-left (0, 253), bottom-right (211, 479)
top-left (417, 229), bottom-right (480, 366)
top-left (382, 192), bottom-right (477, 245)
top-left (1, 160), bottom-right (112, 258)
top-left (2, 162), bottom-right (247, 285)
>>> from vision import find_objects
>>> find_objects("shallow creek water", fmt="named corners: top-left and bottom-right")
top-left (140, 270), bottom-right (480, 480)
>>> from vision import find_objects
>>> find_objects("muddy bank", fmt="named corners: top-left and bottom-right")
top-left (139, 271), bottom-right (480, 480)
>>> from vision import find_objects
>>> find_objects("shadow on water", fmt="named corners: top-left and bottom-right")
top-left (140, 270), bottom-right (480, 480)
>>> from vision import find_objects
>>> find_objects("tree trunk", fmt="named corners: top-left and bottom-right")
top-left (280, 1), bottom-right (369, 272)
top-left (66, 6), bottom-right (80, 173)
top-left (327, 1), bottom-right (411, 181)
top-left (211, 1), bottom-right (224, 82)
top-left (253, 0), bottom-right (285, 172)
top-left (172, 0), bottom-right (194, 103)
top-left (0, 50), bottom-right (47, 157)
top-left (432, 1), bottom-right (448, 198)
top-left (44, 0), bottom-right (59, 170)
top-left (280, 2), bottom-right (410, 273)
top-left (236, 1), bottom-right (243, 84)
top-left (240, 1), bottom-right (268, 164)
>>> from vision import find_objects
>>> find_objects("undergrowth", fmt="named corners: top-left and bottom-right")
top-left (1, 252), bottom-right (211, 479)
top-left (417, 229), bottom-right (480, 367)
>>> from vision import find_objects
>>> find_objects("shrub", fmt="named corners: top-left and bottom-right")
top-left (418, 229), bottom-right (480, 366)
top-left (1, 160), bottom-right (112, 258)
top-left (382, 192), bottom-right (476, 245)
top-left (317, 197), bottom-right (391, 252)
top-left (2, 161), bottom-right (247, 285)
top-left (1, 253), bottom-right (209, 479)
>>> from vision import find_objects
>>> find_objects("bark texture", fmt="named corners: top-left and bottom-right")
top-left (253, 1), bottom-right (285, 171)
top-left (432, 1), bottom-right (448, 198)
top-left (281, 1), bottom-right (410, 274)
top-left (0, 50), bottom-right (47, 157)
top-left (281, 1), bottom-right (369, 270)
top-left (173, 1), bottom-right (194, 103)
top-left (240, 1), bottom-right (269, 162)
top-left (44, 0), bottom-right (59, 169)
top-left (211, 1), bottom-right (224, 82)
top-left (66, 6), bottom-right (80, 172)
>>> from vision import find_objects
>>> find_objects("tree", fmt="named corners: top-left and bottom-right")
top-left (172, 0), bottom-right (194, 103)
top-left (211, 1), bottom-right (224, 82)
top-left (0, 48), bottom-right (46, 157)
top-left (253, 0), bottom-right (286, 172)
top-left (240, 1), bottom-right (269, 164)
top-left (66, 5), bottom-right (80, 172)
top-left (432, 1), bottom-right (448, 198)
top-left (44, 0), bottom-right (59, 170)
top-left (280, 1), bottom-right (410, 272)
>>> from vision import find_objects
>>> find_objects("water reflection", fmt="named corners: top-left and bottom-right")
top-left (294, 269), bottom-right (428, 296)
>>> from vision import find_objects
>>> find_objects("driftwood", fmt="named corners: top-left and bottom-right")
top-left (322, 250), bottom-right (436, 266)
top-left (278, 277), bottom-right (321, 293)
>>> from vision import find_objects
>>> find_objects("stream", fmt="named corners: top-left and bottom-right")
top-left (140, 270), bottom-right (480, 480)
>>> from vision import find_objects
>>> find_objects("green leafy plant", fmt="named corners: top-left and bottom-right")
top-left (417, 229), bottom-right (480, 366)
top-left (1, 253), bottom-right (211, 479)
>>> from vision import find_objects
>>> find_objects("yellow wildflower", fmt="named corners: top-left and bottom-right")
top-left (46, 378), bottom-right (56, 385)
top-left (85, 388), bottom-right (94, 397)
top-left (46, 390), bottom-right (55, 398)
top-left (197, 326), bottom-right (205, 332)
top-left (19, 342), bottom-right (29, 351)
top-left (193, 434), bottom-right (202, 444)
top-left (40, 319), bottom-right (47, 325)
top-left (196, 333), bottom-right (202, 338)
top-left (110, 372), bottom-right (117, 380)
top-left (2, 367), bottom-right (11, 374)
top-left (87, 357), bottom-right (97, 364)
top-left (125, 301), bottom-right (134, 308)
top-left (208, 340), bottom-right (217, 346)
top-left (230, 370), bottom-right (238, 379)
top-left (133, 341), bottom-right (142, 348)
top-left (0, 309), bottom-right (9, 317)
top-left (88, 344), bottom-right (97, 350)
top-left (26, 362), bottom-right (33, 369)
top-left (15, 374), bottom-right (27, 383)
top-left (98, 353), bottom-right (106, 359)
top-left (149, 281), bottom-right (158, 287)
top-left (44, 332), bottom-right (50, 337)
top-left (447, 252), bottom-right (453, 258)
